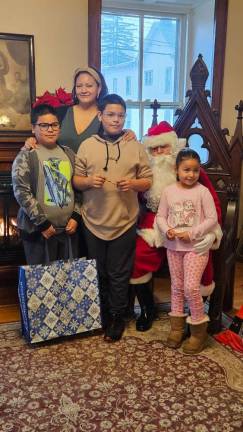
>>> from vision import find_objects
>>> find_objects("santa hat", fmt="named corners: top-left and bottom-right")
top-left (143, 121), bottom-right (186, 154)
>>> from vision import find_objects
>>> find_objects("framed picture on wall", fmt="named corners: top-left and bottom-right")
top-left (0, 33), bottom-right (35, 136)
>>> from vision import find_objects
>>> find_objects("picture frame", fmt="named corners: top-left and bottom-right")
top-left (0, 33), bottom-right (35, 136)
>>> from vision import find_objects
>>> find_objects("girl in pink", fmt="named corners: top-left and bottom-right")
top-left (156, 148), bottom-right (218, 354)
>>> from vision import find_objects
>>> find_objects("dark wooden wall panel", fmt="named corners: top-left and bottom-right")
top-left (88, 0), bottom-right (101, 69)
top-left (211, 0), bottom-right (228, 122)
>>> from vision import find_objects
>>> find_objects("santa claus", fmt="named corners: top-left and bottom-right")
top-left (129, 121), bottom-right (222, 332)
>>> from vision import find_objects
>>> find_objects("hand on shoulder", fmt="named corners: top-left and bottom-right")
top-left (22, 137), bottom-right (38, 151)
top-left (123, 129), bottom-right (137, 142)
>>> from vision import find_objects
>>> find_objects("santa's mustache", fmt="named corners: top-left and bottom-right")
top-left (149, 153), bottom-right (175, 168)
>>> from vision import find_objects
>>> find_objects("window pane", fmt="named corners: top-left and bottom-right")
top-left (144, 70), bottom-right (153, 86)
top-left (101, 9), bottom-right (183, 139)
top-left (143, 108), bottom-right (175, 136)
top-left (188, 134), bottom-right (209, 164)
top-left (143, 17), bottom-right (178, 102)
top-left (113, 78), bottom-right (118, 92)
top-left (126, 76), bottom-right (132, 96)
top-left (101, 13), bottom-right (140, 100)
top-left (124, 108), bottom-right (140, 139)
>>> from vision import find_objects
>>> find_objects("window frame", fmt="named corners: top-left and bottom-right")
top-left (101, 5), bottom-right (188, 137)
top-left (88, 0), bottom-right (228, 126)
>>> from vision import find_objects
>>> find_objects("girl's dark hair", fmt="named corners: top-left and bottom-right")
top-left (31, 104), bottom-right (59, 125)
top-left (98, 93), bottom-right (126, 113)
top-left (176, 148), bottom-right (201, 168)
top-left (72, 66), bottom-right (108, 105)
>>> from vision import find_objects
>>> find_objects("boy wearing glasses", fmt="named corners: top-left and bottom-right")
top-left (73, 94), bottom-right (152, 342)
top-left (12, 104), bottom-right (80, 264)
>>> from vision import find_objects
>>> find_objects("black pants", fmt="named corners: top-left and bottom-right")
top-left (78, 216), bottom-right (88, 258)
top-left (83, 224), bottom-right (137, 316)
top-left (22, 232), bottom-right (79, 265)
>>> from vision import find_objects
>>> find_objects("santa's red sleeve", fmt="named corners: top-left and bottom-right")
top-left (199, 167), bottom-right (222, 225)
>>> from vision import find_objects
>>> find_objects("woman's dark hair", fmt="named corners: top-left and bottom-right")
top-left (98, 93), bottom-right (126, 113)
top-left (72, 66), bottom-right (108, 105)
top-left (31, 104), bottom-right (59, 125)
top-left (176, 148), bottom-right (201, 168)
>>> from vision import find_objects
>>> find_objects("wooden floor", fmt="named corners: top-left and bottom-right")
top-left (0, 261), bottom-right (242, 324)
top-left (154, 260), bottom-right (243, 309)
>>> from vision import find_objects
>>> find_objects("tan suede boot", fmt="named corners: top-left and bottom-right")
top-left (166, 316), bottom-right (186, 349)
top-left (182, 322), bottom-right (208, 354)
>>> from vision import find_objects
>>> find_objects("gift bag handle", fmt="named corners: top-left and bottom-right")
top-left (67, 236), bottom-right (73, 260)
top-left (44, 235), bottom-right (73, 264)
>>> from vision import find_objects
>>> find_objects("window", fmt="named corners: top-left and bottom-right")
top-left (164, 67), bottom-right (172, 94)
top-left (125, 110), bottom-right (132, 129)
top-left (144, 70), bottom-right (153, 86)
top-left (113, 78), bottom-right (118, 92)
top-left (126, 76), bottom-right (131, 96)
top-left (101, 5), bottom-right (187, 138)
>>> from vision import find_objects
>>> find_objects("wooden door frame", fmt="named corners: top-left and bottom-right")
top-left (211, 0), bottom-right (228, 122)
top-left (88, 0), bottom-right (102, 70)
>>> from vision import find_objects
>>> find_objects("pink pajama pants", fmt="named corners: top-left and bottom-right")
top-left (167, 249), bottom-right (209, 323)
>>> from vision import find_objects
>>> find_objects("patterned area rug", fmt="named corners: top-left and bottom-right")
top-left (0, 314), bottom-right (243, 432)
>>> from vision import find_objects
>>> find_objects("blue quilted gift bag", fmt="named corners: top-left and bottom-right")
top-left (18, 258), bottom-right (102, 343)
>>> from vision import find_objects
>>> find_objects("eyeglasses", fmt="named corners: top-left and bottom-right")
top-left (35, 122), bottom-right (60, 131)
top-left (102, 112), bottom-right (126, 120)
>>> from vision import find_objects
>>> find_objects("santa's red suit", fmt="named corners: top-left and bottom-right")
top-left (130, 122), bottom-right (222, 332)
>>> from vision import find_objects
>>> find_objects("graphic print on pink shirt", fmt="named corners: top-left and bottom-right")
top-left (168, 200), bottom-right (196, 228)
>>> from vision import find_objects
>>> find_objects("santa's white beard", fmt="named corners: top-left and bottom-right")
top-left (144, 154), bottom-right (176, 212)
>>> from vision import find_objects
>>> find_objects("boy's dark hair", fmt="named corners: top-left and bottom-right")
top-left (31, 104), bottom-right (59, 125)
top-left (98, 94), bottom-right (126, 113)
top-left (176, 148), bottom-right (201, 168)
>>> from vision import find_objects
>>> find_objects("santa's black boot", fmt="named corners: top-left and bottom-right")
top-left (135, 282), bottom-right (155, 332)
top-left (124, 285), bottom-right (137, 322)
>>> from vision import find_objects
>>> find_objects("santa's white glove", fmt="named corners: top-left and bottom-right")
top-left (193, 233), bottom-right (216, 256)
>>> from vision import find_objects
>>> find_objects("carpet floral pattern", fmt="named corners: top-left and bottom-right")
top-left (0, 316), bottom-right (242, 432)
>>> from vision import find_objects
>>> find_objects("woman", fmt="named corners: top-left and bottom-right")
top-left (57, 66), bottom-right (109, 153)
